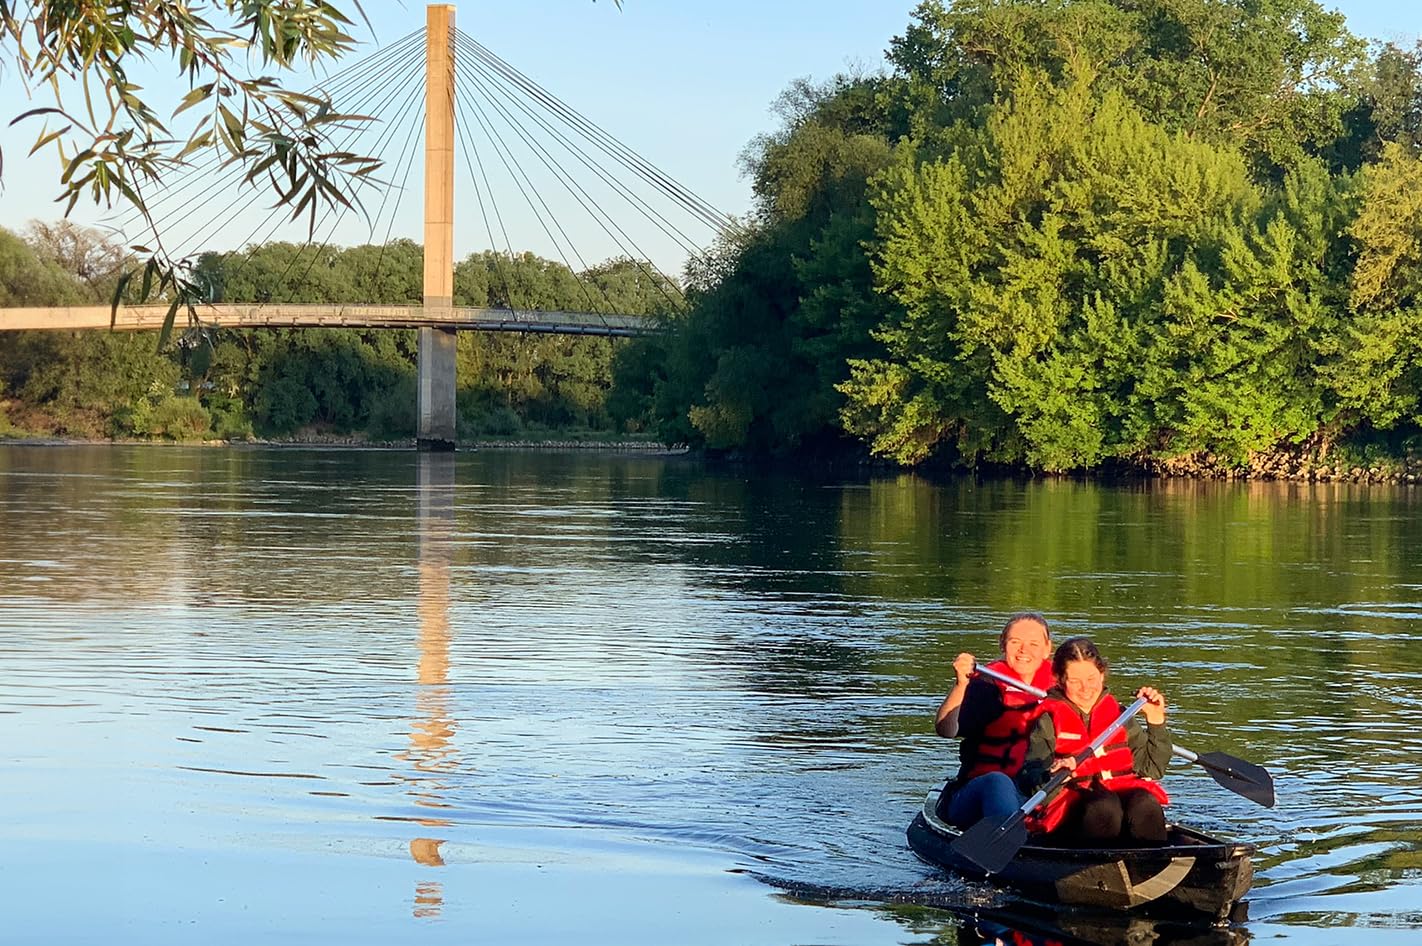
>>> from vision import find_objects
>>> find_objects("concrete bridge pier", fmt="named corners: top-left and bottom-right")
top-left (417, 326), bottom-right (457, 451)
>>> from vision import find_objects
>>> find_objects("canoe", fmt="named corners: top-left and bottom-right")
top-left (907, 784), bottom-right (1254, 922)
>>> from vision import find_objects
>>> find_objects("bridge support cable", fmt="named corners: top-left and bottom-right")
top-left (454, 35), bottom-right (710, 259)
top-left (220, 35), bottom-right (428, 271)
top-left (453, 65), bottom-right (677, 323)
top-left (456, 35), bottom-right (741, 240)
top-left (115, 29), bottom-right (423, 228)
top-left (109, 30), bottom-right (426, 263)
top-left (450, 34), bottom-right (728, 321)
top-left (104, 32), bottom-right (428, 315)
top-left (275, 73), bottom-right (428, 306)
top-left (107, 30), bottom-right (421, 244)
top-left (450, 43), bottom-right (618, 318)
top-left (452, 49), bottom-right (617, 323)
top-left (449, 68), bottom-right (531, 322)
top-left (454, 102), bottom-right (601, 321)
top-left (365, 107), bottom-right (429, 307)
top-left (198, 50), bottom-right (424, 307)
top-left (215, 42), bottom-right (429, 303)
top-left (451, 37), bottom-right (685, 317)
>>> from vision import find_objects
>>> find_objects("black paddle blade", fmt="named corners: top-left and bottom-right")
top-left (949, 812), bottom-right (1031, 876)
top-left (1195, 751), bottom-right (1276, 808)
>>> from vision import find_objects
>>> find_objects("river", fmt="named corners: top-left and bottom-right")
top-left (2, 444), bottom-right (1419, 945)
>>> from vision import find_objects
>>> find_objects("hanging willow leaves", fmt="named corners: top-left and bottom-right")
top-left (1, 1), bottom-right (381, 345)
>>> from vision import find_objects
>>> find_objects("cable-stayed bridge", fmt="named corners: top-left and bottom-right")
top-left (0, 4), bottom-right (737, 448)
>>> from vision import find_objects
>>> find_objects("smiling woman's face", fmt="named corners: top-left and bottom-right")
top-left (1001, 619), bottom-right (1050, 680)
top-left (1060, 658), bottom-right (1105, 713)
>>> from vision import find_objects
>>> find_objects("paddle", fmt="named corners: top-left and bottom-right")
top-left (971, 661), bottom-right (1276, 808)
top-left (951, 695), bottom-right (1150, 875)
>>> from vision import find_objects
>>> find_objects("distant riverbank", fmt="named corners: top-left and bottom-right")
top-left (0, 433), bottom-right (686, 454)
top-left (5, 432), bottom-right (1420, 482)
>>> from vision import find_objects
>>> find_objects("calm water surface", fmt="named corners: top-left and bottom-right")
top-left (3, 445), bottom-right (1420, 945)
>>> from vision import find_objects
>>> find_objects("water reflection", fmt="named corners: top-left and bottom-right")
top-left (398, 453), bottom-right (459, 917)
top-left (5, 446), bottom-right (1422, 942)
top-left (877, 902), bottom-right (1250, 946)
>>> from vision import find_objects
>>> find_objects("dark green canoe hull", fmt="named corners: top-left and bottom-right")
top-left (907, 789), bottom-right (1254, 922)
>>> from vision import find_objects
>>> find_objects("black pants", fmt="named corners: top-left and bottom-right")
top-left (1055, 785), bottom-right (1167, 846)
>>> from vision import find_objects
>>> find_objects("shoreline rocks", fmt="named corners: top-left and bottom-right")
top-left (1147, 449), bottom-right (1422, 484)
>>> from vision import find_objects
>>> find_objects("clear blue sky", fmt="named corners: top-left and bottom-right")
top-left (1, 0), bottom-right (1418, 276)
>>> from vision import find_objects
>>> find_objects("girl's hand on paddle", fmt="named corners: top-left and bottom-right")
top-left (953, 652), bottom-right (975, 686)
top-left (1137, 686), bottom-right (1167, 726)
top-left (1049, 756), bottom-right (1078, 775)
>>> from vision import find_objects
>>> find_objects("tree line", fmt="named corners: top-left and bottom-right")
top-left (0, 223), bottom-right (673, 442)
top-left (611, 0), bottom-right (1422, 472)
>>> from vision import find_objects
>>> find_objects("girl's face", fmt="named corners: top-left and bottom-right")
top-left (1002, 619), bottom-right (1050, 680)
top-left (1060, 658), bottom-right (1105, 713)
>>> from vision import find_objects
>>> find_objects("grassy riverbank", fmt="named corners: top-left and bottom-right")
top-left (0, 414), bottom-right (682, 454)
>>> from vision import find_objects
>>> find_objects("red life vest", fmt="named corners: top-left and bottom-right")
top-left (1031, 692), bottom-right (1170, 833)
top-left (960, 659), bottom-right (1056, 779)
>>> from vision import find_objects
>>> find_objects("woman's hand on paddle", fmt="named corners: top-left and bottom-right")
top-left (936, 653), bottom-right (980, 737)
top-left (1049, 756), bottom-right (1078, 775)
top-left (1137, 686), bottom-right (1167, 726)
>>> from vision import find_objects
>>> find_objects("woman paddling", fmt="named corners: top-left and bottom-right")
top-left (935, 612), bottom-right (1055, 826)
top-left (1019, 637), bottom-right (1171, 846)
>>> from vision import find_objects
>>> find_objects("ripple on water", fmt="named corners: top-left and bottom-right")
top-left (5, 447), bottom-right (1422, 944)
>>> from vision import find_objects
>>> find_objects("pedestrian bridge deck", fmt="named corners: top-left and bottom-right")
top-left (0, 303), bottom-right (657, 337)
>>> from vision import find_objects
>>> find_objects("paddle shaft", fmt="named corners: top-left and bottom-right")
top-left (971, 659), bottom-right (1275, 807)
top-left (972, 660), bottom-right (1176, 755)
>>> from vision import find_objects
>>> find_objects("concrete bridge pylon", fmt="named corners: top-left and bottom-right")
top-left (419, 4), bottom-right (459, 451)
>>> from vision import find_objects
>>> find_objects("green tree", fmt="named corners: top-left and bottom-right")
top-left (1324, 143), bottom-right (1422, 432)
top-left (1333, 42), bottom-right (1422, 168)
top-left (23, 221), bottom-right (132, 301)
top-left (888, 0), bottom-right (1365, 175)
top-left (0, 227), bottom-right (91, 308)
top-left (850, 66), bottom-right (1352, 470)
top-left (632, 72), bottom-right (901, 454)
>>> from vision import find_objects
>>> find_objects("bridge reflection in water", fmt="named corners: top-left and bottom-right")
top-left (398, 453), bottom-right (459, 918)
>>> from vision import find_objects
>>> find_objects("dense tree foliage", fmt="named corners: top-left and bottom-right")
top-left (609, 74), bottom-right (902, 453)
top-left (616, 0), bottom-right (1422, 471)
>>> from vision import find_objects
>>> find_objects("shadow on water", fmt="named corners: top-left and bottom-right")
top-left (759, 873), bottom-right (1250, 946)
top-left (886, 903), bottom-right (1250, 946)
